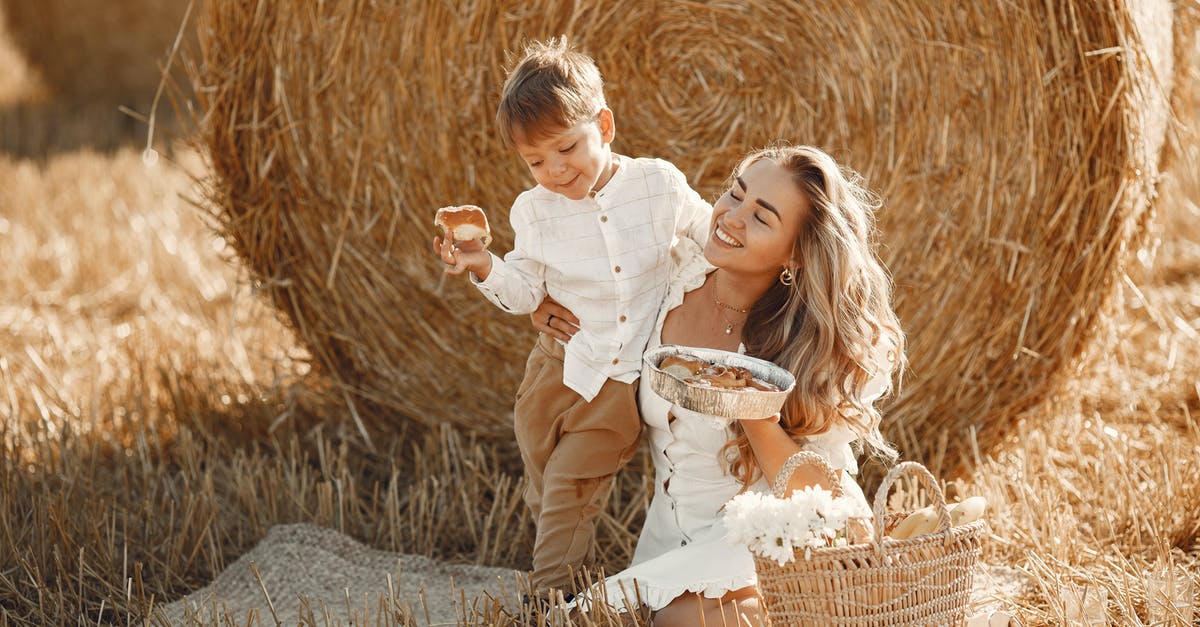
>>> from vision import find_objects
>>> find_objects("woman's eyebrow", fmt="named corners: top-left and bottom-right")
top-left (737, 176), bottom-right (780, 218)
top-left (756, 198), bottom-right (780, 218)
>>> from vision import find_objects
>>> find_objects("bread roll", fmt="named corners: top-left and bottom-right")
top-left (434, 205), bottom-right (491, 247)
top-left (692, 365), bottom-right (747, 389)
top-left (889, 505), bottom-right (942, 540)
top-left (660, 355), bottom-right (705, 379)
top-left (888, 496), bottom-right (988, 540)
top-left (948, 496), bottom-right (987, 526)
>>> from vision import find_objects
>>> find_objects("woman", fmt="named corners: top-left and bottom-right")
top-left (534, 145), bottom-right (904, 624)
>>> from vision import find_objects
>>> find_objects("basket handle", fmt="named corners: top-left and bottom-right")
top-left (772, 450), bottom-right (844, 499)
top-left (870, 461), bottom-right (952, 546)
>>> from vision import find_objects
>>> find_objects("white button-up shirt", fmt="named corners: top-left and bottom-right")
top-left (473, 155), bottom-right (711, 401)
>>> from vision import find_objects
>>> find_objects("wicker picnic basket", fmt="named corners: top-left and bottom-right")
top-left (754, 452), bottom-right (986, 626)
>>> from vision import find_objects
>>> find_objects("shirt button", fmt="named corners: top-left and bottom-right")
top-left (614, 266), bottom-right (621, 273)
top-left (680, 540), bottom-right (688, 547)
top-left (600, 215), bottom-right (608, 223)
top-left (612, 358), bottom-right (619, 365)
top-left (619, 315), bottom-right (627, 323)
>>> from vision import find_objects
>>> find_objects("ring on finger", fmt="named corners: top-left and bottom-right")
top-left (547, 314), bottom-right (555, 327)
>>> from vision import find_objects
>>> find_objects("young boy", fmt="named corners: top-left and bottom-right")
top-left (433, 38), bottom-right (710, 598)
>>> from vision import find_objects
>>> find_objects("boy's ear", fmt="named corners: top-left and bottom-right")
top-left (598, 108), bottom-right (616, 143)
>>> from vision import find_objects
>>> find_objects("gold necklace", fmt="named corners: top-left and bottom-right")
top-left (712, 274), bottom-right (750, 335)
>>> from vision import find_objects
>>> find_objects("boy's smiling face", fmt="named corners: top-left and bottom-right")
top-left (513, 108), bottom-right (616, 201)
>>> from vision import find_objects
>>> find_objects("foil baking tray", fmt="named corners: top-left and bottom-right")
top-left (644, 344), bottom-right (796, 420)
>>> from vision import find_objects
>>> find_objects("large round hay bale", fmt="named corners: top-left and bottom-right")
top-left (0, 0), bottom-right (191, 104)
top-left (187, 1), bottom-right (1173, 468)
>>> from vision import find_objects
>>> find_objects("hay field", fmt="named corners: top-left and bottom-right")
top-left (0, 5), bottom-right (1198, 627)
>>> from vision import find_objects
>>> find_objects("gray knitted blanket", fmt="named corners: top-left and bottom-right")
top-left (157, 524), bottom-right (522, 625)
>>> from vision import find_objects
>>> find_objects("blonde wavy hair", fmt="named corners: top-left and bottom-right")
top-left (724, 145), bottom-right (906, 486)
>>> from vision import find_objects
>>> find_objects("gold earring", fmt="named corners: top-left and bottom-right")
top-left (779, 267), bottom-right (794, 286)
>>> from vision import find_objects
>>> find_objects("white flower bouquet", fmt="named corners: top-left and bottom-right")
top-left (724, 485), bottom-right (870, 565)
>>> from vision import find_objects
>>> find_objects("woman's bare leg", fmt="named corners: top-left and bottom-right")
top-left (651, 586), bottom-right (761, 627)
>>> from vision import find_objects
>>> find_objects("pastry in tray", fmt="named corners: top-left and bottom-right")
top-left (659, 355), bottom-right (780, 392)
top-left (644, 345), bottom-right (795, 420)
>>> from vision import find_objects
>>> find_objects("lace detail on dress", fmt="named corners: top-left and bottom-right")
top-left (575, 572), bottom-right (759, 614)
top-left (647, 239), bottom-right (714, 351)
top-left (798, 423), bottom-right (861, 475)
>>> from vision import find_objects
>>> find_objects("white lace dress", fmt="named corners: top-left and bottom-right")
top-left (585, 241), bottom-right (886, 612)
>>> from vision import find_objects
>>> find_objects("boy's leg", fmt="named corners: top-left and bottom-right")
top-left (529, 378), bottom-right (642, 593)
top-left (513, 334), bottom-right (565, 524)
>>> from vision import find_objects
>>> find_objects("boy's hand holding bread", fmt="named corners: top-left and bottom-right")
top-left (433, 205), bottom-right (493, 279)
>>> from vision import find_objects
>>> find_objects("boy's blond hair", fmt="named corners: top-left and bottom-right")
top-left (496, 37), bottom-right (607, 147)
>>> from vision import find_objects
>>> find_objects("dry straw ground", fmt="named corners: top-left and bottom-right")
top-left (188, 0), bottom-right (1171, 477)
top-left (0, 2), bottom-right (1198, 626)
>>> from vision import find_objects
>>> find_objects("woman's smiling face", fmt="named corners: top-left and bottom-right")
top-left (705, 157), bottom-right (811, 276)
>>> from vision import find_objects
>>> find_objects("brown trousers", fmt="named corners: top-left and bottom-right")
top-left (513, 333), bottom-right (642, 593)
